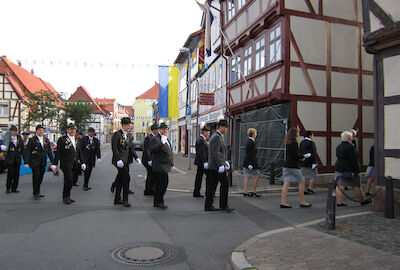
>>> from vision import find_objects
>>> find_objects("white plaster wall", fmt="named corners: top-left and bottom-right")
top-left (331, 136), bottom-right (343, 165)
top-left (285, 0), bottom-right (309, 12)
top-left (331, 72), bottom-right (358, 99)
top-left (362, 75), bottom-right (374, 100)
top-left (376, 0), bottom-right (400, 21)
top-left (291, 17), bottom-right (326, 66)
top-left (362, 106), bottom-right (374, 133)
top-left (237, 12), bottom-right (247, 34)
top-left (254, 76), bottom-right (266, 95)
top-left (370, 11), bottom-right (385, 32)
top-left (297, 101), bottom-right (326, 131)
top-left (385, 157), bottom-right (400, 179)
top-left (362, 48), bottom-right (374, 71)
top-left (248, 0), bottom-right (260, 22)
top-left (225, 23), bottom-right (236, 42)
top-left (331, 23), bottom-right (358, 69)
top-left (323, 0), bottom-right (355, 21)
top-left (267, 69), bottom-right (281, 91)
top-left (384, 104), bottom-right (400, 149)
top-left (4, 83), bottom-right (13, 92)
top-left (331, 103), bottom-right (358, 132)
top-left (313, 136), bottom-right (327, 165)
top-left (230, 87), bottom-right (241, 104)
top-left (383, 55), bottom-right (400, 97)
top-left (290, 67), bottom-right (326, 96)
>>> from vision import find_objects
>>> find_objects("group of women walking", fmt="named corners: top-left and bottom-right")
top-left (241, 127), bottom-right (374, 208)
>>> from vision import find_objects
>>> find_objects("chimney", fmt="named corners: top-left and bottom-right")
top-left (31, 69), bottom-right (34, 74)
top-left (18, 61), bottom-right (22, 67)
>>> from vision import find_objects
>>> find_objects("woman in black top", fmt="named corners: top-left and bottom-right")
top-left (242, 128), bottom-right (261, 197)
top-left (280, 128), bottom-right (311, 208)
top-left (299, 131), bottom-right (318, 194)
top-left (335, 131), bottom-right (365, 206)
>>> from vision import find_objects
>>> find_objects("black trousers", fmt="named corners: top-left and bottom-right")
top-left (32, 165), bottom-right (45, 195)
top-left (114, 166), bottom-right (130, 203)
top-left (6, 163), bottom-right (20, 191)
top-left (205, 170), bottom-right (229, 209)
top-left (153, 172), bottom-right (169, 205)
top-left (144, 166), bottom-right (154, 194)
top-left (84, 165), bottom-right (93, 188)
top-left (62, 162), bottom-right (79, 198)
top-left (73, 165), bottom-right (81, 185)
top-left (194, 165), bottom-right (207, 195)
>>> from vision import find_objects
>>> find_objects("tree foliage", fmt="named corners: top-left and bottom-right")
top-left (59, 99), bottom-right (94, 132)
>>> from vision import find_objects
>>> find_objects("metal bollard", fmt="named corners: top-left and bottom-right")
top-left (384, 176), bottom-right (394, 219)
top-left (269, 161), bottom-right (275, 185)
top-left (325, 178), bottom-right (336, 230)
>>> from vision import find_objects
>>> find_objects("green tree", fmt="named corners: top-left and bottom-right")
top-left (59, 99), bottom-right (94, 132)
top-left (23, 89), bottom-right (60, 130)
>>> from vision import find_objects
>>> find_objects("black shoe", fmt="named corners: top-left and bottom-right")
top-left (280, 204), bottom-right (292, 208)
top-left (205, 206), bottom-right (219, 211)
top-left (83, 187), bottom-right (89, 191)
top-left (243, 193), bottom-right (251, 197)
top-left (304, 191), bottom-right (310, 195)
top-left (114, 200), bottom-right (123, 205)
top-left (300, 203), bottom-right (312, 208)
top-left (69, 198), bottom-right (75, 203)
top-left (6, 189), bottom-right (10, 194)
top-left (128, 190), bottom-right (134, 195)
top-left (39, 194), bottom-right (45, 198)
top-left (344, 186), bottom-right (349, 190)
top-left (73, 183), bottom-right (79, 186)
top-left (337, 203), bottom-right (347, 207)
top-left (220, 206), bottom-right (234, 212)
top-left (123, 201), bottom-right (131, 207)
top-left (63, 198), bottom-right (71, 204)
top-left (366, 192), bottom-right (373, 196)
top-left (11, 190), bottom-right (20, 193)
top-left (154, 203), bottom-right (168, 209)
top-left (110, 184), bottom-right (115, 193)
top-left (193, 194), bottom-right (204, 198)
top-left (308, 189), bottom-right (316, 194)
top-left (144, 191), bottom-right (154, 196)
top-left (34, 194), bottom-right (40, 200)
top-left (249, 192), bottom-right (261, 197)
top-left (360, 198), bottom-right (372, 206)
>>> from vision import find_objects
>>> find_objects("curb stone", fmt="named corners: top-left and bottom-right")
top-left (230, 211), bottom-right (372, 270)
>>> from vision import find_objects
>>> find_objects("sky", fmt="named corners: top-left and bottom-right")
top-left (1, 0), bottom-right (203, 105)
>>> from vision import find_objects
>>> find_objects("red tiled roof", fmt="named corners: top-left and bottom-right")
top-left (123, 106), bottom-right (134, 117)
top-left (136, 83), bottom-right (159, 99)
top-left (6, 76), bottom-right (25, 99)
top-left (69, 86), bottom-right (108, 115)
top-left (94, 98), bottom-right (115, 113)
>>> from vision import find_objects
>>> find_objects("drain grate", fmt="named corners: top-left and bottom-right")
top-left (111, 242), bottom-right (178, 266)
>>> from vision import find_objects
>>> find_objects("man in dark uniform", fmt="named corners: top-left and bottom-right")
top-left (24, 124), bottom-right (55, 199)
top-left (193, 122), bottom-right (210, 197)
top-left (206, 118), bottom-right (234, 212)
top-left (142, 123), bottom-right (158, 196)
top-left (54, 123), bottom-right (80, 204)
top-left (111, 117), bottom-right (141, 207)
top-left (150, 122), bottom-right (173, 209)
top-left (73, 131), bottom-right (84, 186)
top-left (22, 131), bottom-right (30, 151)
top-left (79, 127), bottom-right (101, 191)
top-left (1, 125), bottom-right (24, 193)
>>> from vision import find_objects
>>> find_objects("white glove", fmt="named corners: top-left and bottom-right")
top-left (136, 158), bottom-right (141, 164)
top-left (148, 160), bottom-right (152, 167)
top-left (117, 160), bottom-right (124, 168)
top-left (225, 161), bottom-right (230, 170)
top-left (218, 165), bottom-right (225, 173)
top-left (203, 162), bottom-right (208, 169)
top-left (304, 153), bottom-right (312, 158)
top-left (248, 165), bottom-right (253, 170)
top-left (81, 164), bottom-right (86, 171)
top-left (171, 166), bottom-right (175, 171)
top-left (24, 164), bottom-right (29, 168)
top-left (161, 136), bottom-right (168, 144)
top-left (312, 164), bottom-right (317, 169)
top-left (1, 145), bottom-right (8, 151)
top-left (97, 158), bottom-right (102, 163)
top-left (51, 165), bottom-right (57, 171)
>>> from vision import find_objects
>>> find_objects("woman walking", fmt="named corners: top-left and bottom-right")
top-left (365, 145), bottom-right (375, 196)
top-left (299, 131), bottom-right (318, 194)
top-left (280, 128), bottom-right (312, 208)
top-left (335, 131), bottom-right (365, 206)
top-left (242, 128), bottom-right (261, 197)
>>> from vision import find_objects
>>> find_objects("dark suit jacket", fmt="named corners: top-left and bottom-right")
top-left (335, 141), bottom-right (359, 174)
top-left (79, 136), bottom-right (101, 167)
top-left (150, 133), bottom-right (173, 173)
top-left (24, 135), bottom-right (54, 168)
top-left (299, 139), bottom-right (317, 168)
top-left (111, 130), bottom-right (138, 168)
top-left (283, 141), bottom-right (302, 169)
top-left (194, 135), bottom-right (208, 166)
top-left (242, 138), bottom-right (258, 169)
top-left (142, 133), bottom-right (154, 169)
top-left (208, 131), bottom-right (226, 171)
top-left (4, 135), bottom-right (24, 166)
top-left (54, 135), bottom-right (79, 170)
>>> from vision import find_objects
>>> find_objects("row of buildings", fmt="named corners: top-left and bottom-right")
top-left (0, 56), bottom-right (132, 144)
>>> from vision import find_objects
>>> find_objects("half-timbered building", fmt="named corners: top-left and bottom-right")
top-left (220, 0), bottom-right (374, 175)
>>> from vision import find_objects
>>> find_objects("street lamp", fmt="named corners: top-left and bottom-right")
top-left (180, 47), bottom-right (192, 170)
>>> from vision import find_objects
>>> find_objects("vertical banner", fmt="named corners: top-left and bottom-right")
top-left (168, 66), bottom-right (179, 118)
top-left (158, 66), bottom-right (169, 118)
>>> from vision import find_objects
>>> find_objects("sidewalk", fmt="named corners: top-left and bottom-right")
top-left (231, 212), bottom-right (400, 270)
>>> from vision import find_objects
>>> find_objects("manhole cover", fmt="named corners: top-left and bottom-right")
top-left (112, 242), bottom-right (178, 266)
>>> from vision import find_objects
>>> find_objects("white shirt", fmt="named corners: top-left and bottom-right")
top-left (67, 134), bottom-right (76, 150)
top-left (89, 136), bottom-right (93, 144)
top-left (121, 129), bottom-right (128, 140)
top-left (305, 137), bottom-right (311, 141)
top-left (200, 134), bottom-right (206, 141)
top-left (11, 136), bottom-right (17, 146)
top-left (249, 137), bottom-right (255, 141)
top-left (37, 135), bottom-right (44, 147)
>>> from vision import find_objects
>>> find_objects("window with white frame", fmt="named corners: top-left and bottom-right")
top-left (238, 0), bottom-right (246, 10)
top-left (228, 0), bottom-right (236, 20)
top-left (255, 36), bottom-right (265, 71)
top-left (0, 104), bottom-right (9, 117)
top-left (269, 23), bottom-right (282, 64)
top-left (230, 54), bottom-right (241, 84)
top-left (210, 65), bottom-right (216, 91)
top-left (243, 45), bottom-right (252, 77)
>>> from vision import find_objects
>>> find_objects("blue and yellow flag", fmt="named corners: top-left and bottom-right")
top-left (158, 66), bottom-right (179, 118)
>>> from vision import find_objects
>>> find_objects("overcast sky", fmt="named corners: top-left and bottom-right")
top-left (1, 0), bottom-right (203, 105)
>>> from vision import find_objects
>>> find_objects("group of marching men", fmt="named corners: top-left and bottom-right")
top-left (2, 116), bottom-right (234, 211)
